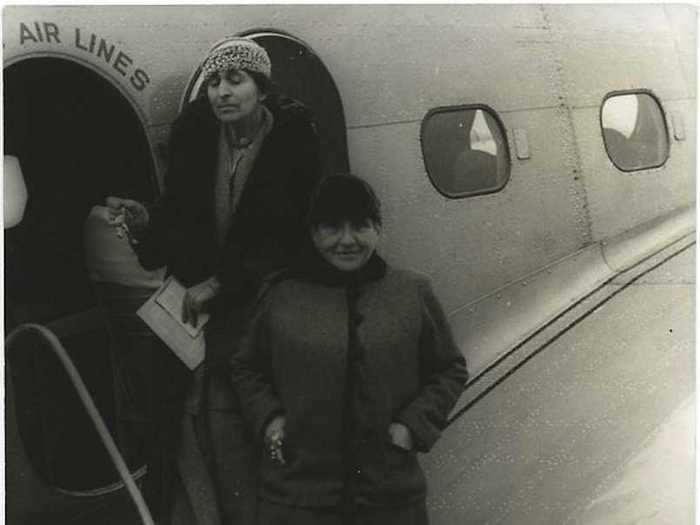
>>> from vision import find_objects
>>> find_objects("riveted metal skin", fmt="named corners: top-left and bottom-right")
top-left (3, 5), bottom-right (696, 524)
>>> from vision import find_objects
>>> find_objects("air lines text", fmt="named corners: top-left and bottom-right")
top-left (18, 22), bottom-right (151, 92)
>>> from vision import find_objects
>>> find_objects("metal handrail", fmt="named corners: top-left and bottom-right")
top-left (6, 323), bottom-right (155, 525)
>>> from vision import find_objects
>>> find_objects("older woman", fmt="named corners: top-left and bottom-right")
top-left (107, 37), bottom-right (320, 524)
top-left (231, 174), bottom-right (468, 525)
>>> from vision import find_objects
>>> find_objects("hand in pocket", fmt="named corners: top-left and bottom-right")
top-left (388, 422), bottom-right (413, 451)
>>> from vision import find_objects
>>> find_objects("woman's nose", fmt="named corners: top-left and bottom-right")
top-left (217, 79), bottom-right (233, 97)
top-left (338, 224), bottom-right (356, 244)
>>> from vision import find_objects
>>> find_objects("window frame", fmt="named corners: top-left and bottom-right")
top-left (420, 103), bottom-right (511, 199)
top-left (599, 89), bottom-right (670, 173)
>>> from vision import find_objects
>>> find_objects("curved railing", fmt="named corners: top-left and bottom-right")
top-left (6, 323), bottom-right (155, 525)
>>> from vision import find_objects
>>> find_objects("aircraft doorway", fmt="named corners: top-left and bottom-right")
top-left (4, 57), bottom-right (156, 492)
top-left (184, 31), bottom-right (350, 177)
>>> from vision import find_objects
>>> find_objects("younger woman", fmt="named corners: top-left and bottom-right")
top-left (231, 174), bottom-right (468, 525)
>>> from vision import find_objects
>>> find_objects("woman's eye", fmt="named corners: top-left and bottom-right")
top-left (353, 220), bottom-right (373, 231)
top-left (207, 75), bottom-right (221, 88)
top-left (225, 72), bottom-right (243, 84)
top-left (319, 223), bottom-right (340, 235)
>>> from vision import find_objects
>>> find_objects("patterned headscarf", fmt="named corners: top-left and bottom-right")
top-left (201, 37), bottom-right (272, 82)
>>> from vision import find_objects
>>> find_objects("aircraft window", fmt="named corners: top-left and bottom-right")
top-left (421, 105), bottom-right (510, 198)
top-left (601, 92), bottom-right (669, 171)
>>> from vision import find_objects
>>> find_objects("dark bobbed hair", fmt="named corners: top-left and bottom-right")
top-left (307, 174), bottom-right (382, 228)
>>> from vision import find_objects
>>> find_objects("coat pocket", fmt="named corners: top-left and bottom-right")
top-left (384, 440), bottom-right (414, 471)
top-left (379, 440), bottom-right (425, 502)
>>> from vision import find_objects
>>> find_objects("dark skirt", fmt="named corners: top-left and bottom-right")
top-left (170, 406), bottom-right (258, 525)
top-left (169, 304), bottom-right (260, 525)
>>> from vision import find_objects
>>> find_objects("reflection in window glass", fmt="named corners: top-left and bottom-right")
top-left (421, 107), bottom-right (510, 197)
top-left (601, 93), bottom-right (669, 171)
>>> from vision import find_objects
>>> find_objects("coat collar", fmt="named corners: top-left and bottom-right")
top-left (285, 243), bottom-right (387, 288)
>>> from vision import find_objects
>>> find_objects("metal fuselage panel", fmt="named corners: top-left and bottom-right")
top-left (2, 6), bottom-right (696, 523)
top-left (3, 4), bottom-right (695, 313)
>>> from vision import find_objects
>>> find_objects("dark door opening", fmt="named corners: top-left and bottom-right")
top-left (4, 57), bottom-right (156, 492)
top-left (185, 31), bottom-right (350, 178)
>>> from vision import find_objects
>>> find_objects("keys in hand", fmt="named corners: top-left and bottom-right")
top-left (264, 415), bottom-right (287, 465)
top-left (105, 196), bottom-right (149, 244)
top-left (268, 435), bottom-right (286, 465)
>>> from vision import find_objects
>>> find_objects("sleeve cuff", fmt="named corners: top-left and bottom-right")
top-left (396, 409), bottom-right (441, 453)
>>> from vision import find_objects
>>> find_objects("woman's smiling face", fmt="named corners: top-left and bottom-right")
top-left (311, 218), bottom-right (380, 272)
top-left (206, 68), bottom-right (263, 124)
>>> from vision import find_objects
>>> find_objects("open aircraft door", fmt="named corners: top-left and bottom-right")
top-left (4, 33), bottom-right (160, 524)
top-left (4, 24), bottom-right (349, 523)
top-left (183, 30), bottom-right (350, 178)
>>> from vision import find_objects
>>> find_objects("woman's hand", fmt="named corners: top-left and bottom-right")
top-left (264, 415), bottom-right (287, 465)
top-left (388, 422), bottom-right (414, 451)
top-left (106, 196), bottom-right (150, 243)
top-left (182, 277), bottom-right (221, 327)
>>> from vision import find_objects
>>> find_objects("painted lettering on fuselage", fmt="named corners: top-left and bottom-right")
top-left (17, 22), bottom-right (151, 92)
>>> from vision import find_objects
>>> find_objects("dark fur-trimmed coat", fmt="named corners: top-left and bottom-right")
top-left (136, 93), bottom-right (321, 304)
top-left (136, 95), bottom-right (321, 525)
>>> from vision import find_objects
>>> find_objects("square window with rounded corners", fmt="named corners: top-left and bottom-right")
top-left (421, 105), bottom-right (511, 198)
top-left (601, 91), bottom-right (669, 172)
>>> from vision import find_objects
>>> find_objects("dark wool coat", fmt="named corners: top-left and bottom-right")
top-left (132, 94), bottom-right (320, 525)
top-left (231, 259), bottom-right (468, 510)
top-left (135, 93), bottom-right (321, 303)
